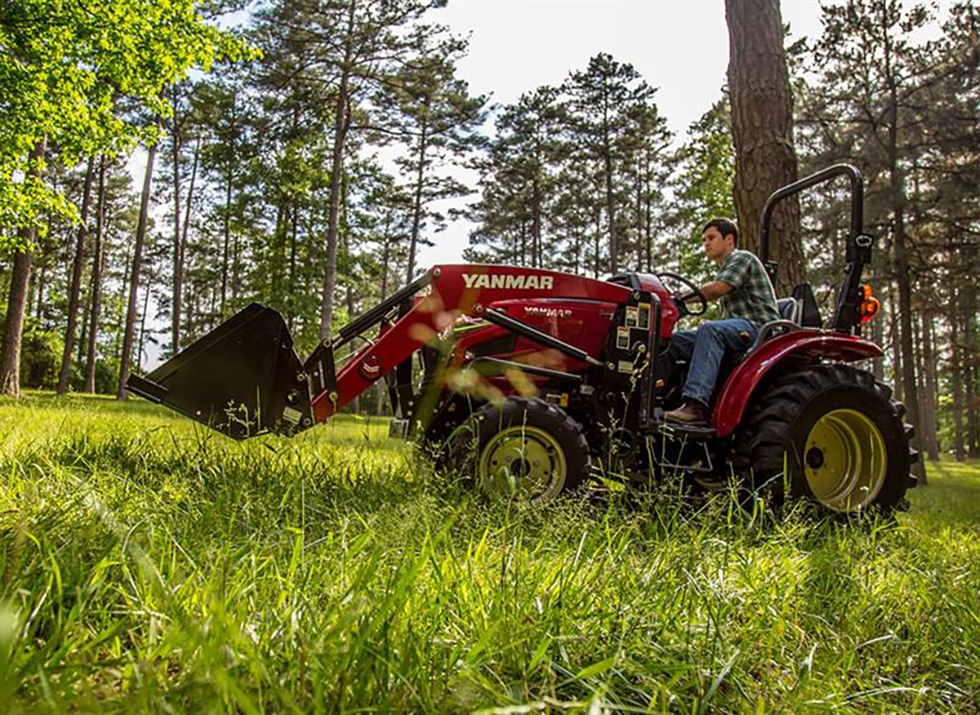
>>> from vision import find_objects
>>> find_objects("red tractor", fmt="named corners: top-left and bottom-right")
top-left (130, 165), bottom-right (916, 514)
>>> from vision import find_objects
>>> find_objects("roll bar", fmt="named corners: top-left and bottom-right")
top-left (759, 163), bottom-right (873, 334)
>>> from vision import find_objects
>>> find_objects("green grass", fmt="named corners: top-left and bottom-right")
top-left (1, 393), bottom-right (979, 713)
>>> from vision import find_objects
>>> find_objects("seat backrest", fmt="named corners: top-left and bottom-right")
top-left (776, 297), bottom-right (801, 324)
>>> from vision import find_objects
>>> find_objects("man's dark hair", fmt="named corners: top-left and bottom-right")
top-left (702, 217), bottom-right (738, 247)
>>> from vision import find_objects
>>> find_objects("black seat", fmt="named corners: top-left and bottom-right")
top-left (776, 297), bottom-right (801, 323)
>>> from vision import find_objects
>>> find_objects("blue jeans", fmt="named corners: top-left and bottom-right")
top-left (670, 319), bottom-right (757, 406)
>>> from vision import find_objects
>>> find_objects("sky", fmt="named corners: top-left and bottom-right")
top-left (413, 0), bottom-right (828, 268)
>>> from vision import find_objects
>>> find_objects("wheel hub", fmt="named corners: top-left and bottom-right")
top-left (805, 447), bottom-right (825, 470)
top-left (479, 425), bottom-right (567, 502)
top-left (803, 408), bottom-right (887, 512)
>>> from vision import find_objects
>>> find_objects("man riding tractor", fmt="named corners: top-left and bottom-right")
top-left (664, 217), bottom-right (779, 424)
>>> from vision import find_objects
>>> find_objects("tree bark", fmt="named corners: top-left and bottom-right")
top-left (1, 140), bottom-right (46, 397)
top-left (118, 140), bottom-right (158, 399)
top-left (221, 95), bottom-right (235, 317)
top-left (319, 0), bottom-right (356, 341)
top-left (601, 99), bottom-right (618, 275)
top-left (725, 0), bottom-right (804, 295)
top-left (532, 174), bottom-right (542, 269)
top-left (882, 31), bottom-right (924, 481)
top-left (375, 228), bottom-right (393, 417)
top-left (951, 296), bottom-right (965, 462)
top-left (406, 99), bottom-right (430, 283)
top-left (288, 200), bottom-right (299, 329)
top-left (920, 308), bottom-right (939, 461)
top-left (137, 283), bottom-right (151, 372)
top-left (33, 264), bottom-right (45, 322)
top-left (84, 157), bottom-right (107, 394)
top-left (965, 285), bottom-right (978, 458)
top-left (889, 283), bottom-right (903, 405)
top-left (339, 169), bottom-right (360, 414)
top-left (171, 88), bottom-right (184, 355)
top-left (593, 210), bottom-right (601, 278)
top-left (57, 157), bottom-right (96, 394)
top-left (1, 251), bottom-right (33, 397)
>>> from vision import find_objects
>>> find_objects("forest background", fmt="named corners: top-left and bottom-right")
top-left (2, 0), bottom-right (979, 469)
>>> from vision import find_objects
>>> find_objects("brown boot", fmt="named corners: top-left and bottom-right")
top-left (663, 399), bottom-right (709, 424)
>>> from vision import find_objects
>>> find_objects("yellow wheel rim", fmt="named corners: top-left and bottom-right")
top-left (803, 408), bottom-right (888, 512)
top-left (478, 425), bottom-right (567, 503)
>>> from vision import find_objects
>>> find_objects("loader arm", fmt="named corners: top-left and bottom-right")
top-left (312, 264), bottom-right (633, 422)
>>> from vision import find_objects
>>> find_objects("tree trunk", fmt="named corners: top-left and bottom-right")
top-left (171, 89), bottom-right (184, 356)
top-left (965, 285), bottom-right (978, 458)
top-left (77, 292), bottom-right (89, 367)
top-left (883, 35), bottom-right (924, 481)
top-left (340, 169), bottom-right (360, 414)
top-left (519, 221), bottom-right (527, 266)
top-left (870, 261), bottom-right (885, 382)
top-left (1, 140), bottom-right (45, 396)
top-left (57, 157), bottom-right (96, 394)
top-left (634, 164), bottom-right (643, 270)
top-left (0, 250), bottom-right (33, 396)
top-left (221, 161), bottom-right (233, 316)
top-left (375, 231), bottom-right (392, 417)
top-left (920, 308), bottom-right (939, 461)
top-left (319, 1), bottom-right (356, 342)
top-left (181, 136), bottom-right (200, 252)
top-left (951, 286), bottom-right (965, 461)
top-left (84, 157), bottom-right (107, 394)
top-left (118, 140), bottom-right (158, 399)
top-left (724, 0), bottom-right (804, 295)
top-left (645, 158), bottom-right (653, 272)
top-left (593, 209), bottom-right (601, 278)
top-left (34, 264), bottom-right (46, 322)
top-left (137, 283), bottom-right (151, 372)
top-left (889, 283), bottom-right (903, 405)
top-left (288, 200), bottom-right (299, 329)
top-left (406, 100), bottom-right (430, 283)
top-left (271, 200), bottom-right (286, 300)
top-left (532, 174), bottom-right (542, 269)
top-left (603, 129), bottom-right (618, 275)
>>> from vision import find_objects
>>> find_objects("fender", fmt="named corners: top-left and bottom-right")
top-left (713, 330), bottom-right (883, 437)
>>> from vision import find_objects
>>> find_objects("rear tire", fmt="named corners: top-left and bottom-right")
top-left (734, 365), bottom-right (915, 514)
top-left (448, 397), bottom-right (590, 504)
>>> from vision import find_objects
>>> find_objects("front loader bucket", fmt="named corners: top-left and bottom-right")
top-left (127, 303), bottom-right (313, 440)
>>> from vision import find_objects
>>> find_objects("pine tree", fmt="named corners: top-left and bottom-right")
top-left (725, 0), bottom-right (805, 294)
top-left (563, 54), bottom-right (657, 275)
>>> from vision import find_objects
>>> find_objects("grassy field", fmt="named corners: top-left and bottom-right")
top-left (1, 393), bottom-right (979, 713)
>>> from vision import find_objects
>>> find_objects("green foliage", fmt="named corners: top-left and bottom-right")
top-left (0, 315), bottom-right (64, 389)
top-left (467, 54), bottom-right (672, 276)
top-left (1, 395), bottom-right (978, 711)
top-left (0, 0), bottom-right (256, 245)
top-left (18, 323), bottom-right (62, 389)
top-left (666, 98), bottom-right (736, 283)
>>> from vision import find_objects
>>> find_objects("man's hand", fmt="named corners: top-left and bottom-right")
top-left (672, 293), bottom-right (691, 318)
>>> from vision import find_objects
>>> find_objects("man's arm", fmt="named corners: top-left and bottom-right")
top-left (699, 281), bottom-right (734, 301)
top-left (679, 280), bottom-right (733, 303)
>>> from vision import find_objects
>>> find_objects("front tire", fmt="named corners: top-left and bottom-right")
top-left (448, 397), bottom-right (590, 504)
top-left (735, 365), bottom-right (915, 514)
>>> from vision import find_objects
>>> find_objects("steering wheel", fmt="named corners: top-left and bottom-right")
top-left (657, 272), bottom-right (708, 318)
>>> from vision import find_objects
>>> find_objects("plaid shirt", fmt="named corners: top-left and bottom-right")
top-left (715, 249), bottom-right (780, 327)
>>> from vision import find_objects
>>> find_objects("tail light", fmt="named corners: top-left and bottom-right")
top-left (859, 284), bottom-right (881, 323)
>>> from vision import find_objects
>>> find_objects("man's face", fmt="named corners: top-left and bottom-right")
top-left (702, 227), bottom-right (733, 261)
